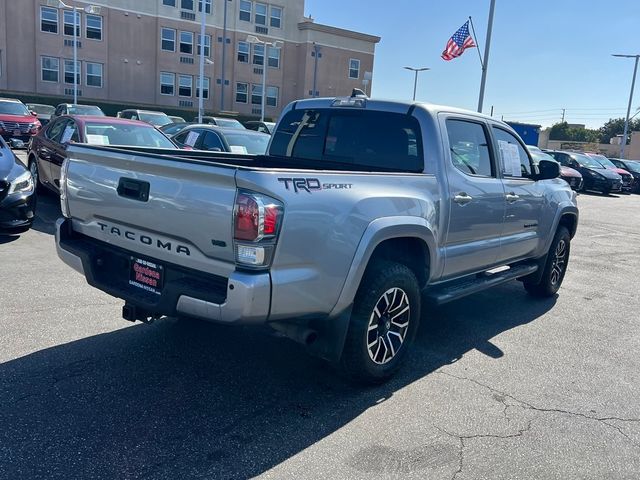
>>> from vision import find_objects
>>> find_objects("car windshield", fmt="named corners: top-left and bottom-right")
top-left (264, 122), bottom-right (276, 133)
top-left (68, 105), bottom-right (105, 116)
top-left (215, 118), bottom-right (246, 130)
top-left (573, 153), bottom-right (603, 168)
top-left (588, 154), bottom-right (617, 169)
top-left (0, 101), bottom-right (30, 116)
top-left (139, 112), bottom-right (172, 127)
top-left (84, 122), bottom-right (175, 148)
top-left (622, 161), bottom-right (640, 172)
top-left (27, 104), bottom-right (55, 115)
top-left (224, 132), bottom-right (270, 154)
top-left (160, 123), bottom-right (190, 136)
top-left (530, 150), bottom-right (556, 164)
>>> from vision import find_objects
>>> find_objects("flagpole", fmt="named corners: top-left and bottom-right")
top-left (468, 16), bottom-right (484, 69)
top-left (477, 0), bottom-right (496, 113)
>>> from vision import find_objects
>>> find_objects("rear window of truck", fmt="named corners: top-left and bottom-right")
top-left (269, 109), bottom-right (424, 172)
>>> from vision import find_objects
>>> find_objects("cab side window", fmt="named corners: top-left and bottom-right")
top-left (492, 127), bottom-right (534, 178)
top-left (446, 119), bottom-right (494, 177)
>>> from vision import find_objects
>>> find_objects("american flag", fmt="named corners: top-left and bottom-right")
top-left (442, 21), bottom-right (476, 61)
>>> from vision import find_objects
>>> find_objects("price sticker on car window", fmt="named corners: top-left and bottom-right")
top-left (185, 131), bottom-right (200, 147)
top-left (229, 145), bottom-right (248, 154)
top-left (60, 126), bottom-right (75, 144)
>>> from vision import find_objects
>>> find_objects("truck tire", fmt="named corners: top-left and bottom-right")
top-left (523, 226), bottom-right (571, 298)
top-left (340, 261), bottom-right (421, 384)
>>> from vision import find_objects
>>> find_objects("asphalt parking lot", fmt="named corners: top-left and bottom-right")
top-left (1, 151), bottom-right (639, 479)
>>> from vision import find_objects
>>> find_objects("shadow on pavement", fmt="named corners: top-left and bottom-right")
top-left (0, 235), bottom-right (20, 245)
top-left (30, 192), bottom-right (61, 236)
top-left (0, 282), bottom-right (556, 479)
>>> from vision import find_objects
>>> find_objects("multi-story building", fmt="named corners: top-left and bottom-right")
top-left (0, 0), bottom-right (380, 119)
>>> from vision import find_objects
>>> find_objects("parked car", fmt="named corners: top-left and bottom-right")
top-left (52, 103), bottom-right (105, 119)
top-left (243, 120), bottom-right (276, 134)
top-left (119, 109), bottom-right (173, 127)
top-left (56, 96), bottom-right (578, 383)
top-left (159, 122), bottom-right (191, 136)
top-left (168, 115), bottom-right (186, 123)
top-left (584, 153), bottom-right (634, 193)
top-left (528, 146), bottom-right (582, 190)
top-left (609, 158), bottom-right (640, 193)
top-left (26, 103), bottom-right (55, 127)
top-left (28, 116), bottom-right (176, 194)
top-left (172, 124), bottom-right (270, 154)
top-left (0, 98), bottom-right (41, 144)
top-left (198, 116), bottom-right (246, 130)
top-left (545, 150), bottom-right (622, 195)
top-left (0, 136), bottom-right (36, 233)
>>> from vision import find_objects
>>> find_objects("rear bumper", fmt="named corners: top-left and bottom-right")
top-left (56, 218), bottom-right (271, 324)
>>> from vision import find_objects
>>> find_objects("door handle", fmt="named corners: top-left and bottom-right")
top-left (505, 192), bottom-right (520, 203)
top-left (453, 193), bottom-right (473, 205)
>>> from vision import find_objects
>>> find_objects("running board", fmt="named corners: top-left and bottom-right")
top-left (425, 263), bottom-right (538, 306)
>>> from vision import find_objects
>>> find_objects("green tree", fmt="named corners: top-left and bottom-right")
top-left (549, 122), bottom-right (600, 143)
top-left (598, 117), bottom-right (640, 144)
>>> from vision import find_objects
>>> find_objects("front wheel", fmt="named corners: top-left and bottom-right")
top-left (524, 226), bottom-right (571, 298)
top-left (340, 261), bottom-right (421, 384)
top-left (28, 157), bottom-right (45, 194)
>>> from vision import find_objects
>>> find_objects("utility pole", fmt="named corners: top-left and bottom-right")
top-left (197, 2), bottom-right (206, 123)
top-left (477, 0), bottom-right (496, 113)
top-left (220, 0), bottom-right (229, 111)
top-left (312, 43), bottom-right (320, 97)
top-left (612, 54), bottom-right (640, 158)
top-left (561, 109), bottom-right (565, 122)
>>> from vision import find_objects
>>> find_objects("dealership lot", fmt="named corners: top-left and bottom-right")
top-left (1, 156), bottom-right (639, 478)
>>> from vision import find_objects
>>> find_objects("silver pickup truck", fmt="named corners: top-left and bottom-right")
top-left (56, 95), bottom-right (578, 382)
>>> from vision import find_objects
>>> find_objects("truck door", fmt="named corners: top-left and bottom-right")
top-left (491, 126), bottom-right (545, 263)
top-left (442, 117), bottom-right (506, 278)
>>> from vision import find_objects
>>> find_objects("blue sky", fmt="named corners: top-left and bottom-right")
top-left (305, 0), bottom-right (640, 128)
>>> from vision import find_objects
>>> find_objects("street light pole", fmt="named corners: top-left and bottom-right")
top-left (613, 54), bottom-right (640, 158)
top-left (197, 2), bottom-right (206, 123)
top-left (403, 67), bottom-right (430, 101)
top-left (247, 35), bottom-right (282, 122)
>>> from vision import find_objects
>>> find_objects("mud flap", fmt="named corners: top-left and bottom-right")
top-left (308, 305), bottom-right (353, 364)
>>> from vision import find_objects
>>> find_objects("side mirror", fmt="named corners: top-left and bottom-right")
top-left (536, 159), bottom-right (560, 180)
top-left (207, 147), bottom-right (222, 152)
top-left (31, 111), bottom-right (38, 116)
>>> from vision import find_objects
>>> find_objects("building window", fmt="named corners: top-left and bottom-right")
top-left (239, 0), bottom-right (251, 21)
top-left (252, 44), bottom-right (264, 66)
top-left (196, 77), bottom-right (210, 99)
top-left (63, 10), bottom-right (81, 37)
top-left (349, 58), bottom-right (360, 79)
top-left (179, 75), bottom-right (192, 97)
top-left (266, 86), bottom-right (278, 107)
top-left (161, 28), bottom-right (176, 51)
top-left (86, 62), bottom-right (103, 87)
top-left (255, 3), bottom-right (267, 25)
top-left (41, 6), bottom-right (58, 34)
top-left (198, 0), bottom-right (212, 13)
top-left (41, 56), bottom-right (59, 83)
top-left (268, 46), bottom-right (280, 68)
top-left (251, 84), bottom-right (262, 105)
top-left (237, 41), bottom-right (249, 63)
top-left (86, 15), bottom-right (102, 40)
top-left (235, 83), bottom-right (248, 103)
top-left (64, 59), bottom-right (81, 85)
top-left (160, 72), bottom-right (175, 95)
top-left (270, 6), bottom-right (282, 28)
top-left (197, 34), bottom-right (211, 57)
top-left (163, 0), bottom-right (176, 5)
top-left (181, 0), bottom-right (195, 11)
top-left (180, 31), bottom-right (194, 54)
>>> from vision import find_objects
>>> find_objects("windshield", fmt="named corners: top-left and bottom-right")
top-left (573, 153), bottom-right (603, 168)
top-left (84, 122), bottom-right (175, 148)
top-left (215, 118), bottom-right (246, 130)
top-left (588, 154), bottom-right (617, 169)
top-left (139, 112), bottom-right (172, 127)
top-left (27, 104), bottom-right (55, 115)
top-left (0, 101), bottom-right (30, 116)
top-left (622, 161), bottom-right (640, 172)
top-left (69, 105), bottom-right (105, 116)
top-left (530, 150), bottom-right (556, 164)
top-left (224, 132), bottom-right (270, 154)
top-left (160, 123), bottom-right (189, 136)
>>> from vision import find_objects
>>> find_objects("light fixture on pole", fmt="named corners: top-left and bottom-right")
top-left (612, 53), bottom-right (640, 158)
top-left (46, 0), bottom-right (101, 107)
top-left (403, 67), bottom-right (430, 101)
top-left (247, 35), bottom-right (282, 122)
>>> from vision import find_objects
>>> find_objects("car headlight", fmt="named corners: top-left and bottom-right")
top-left (7, 170), bottom-right (34, 195)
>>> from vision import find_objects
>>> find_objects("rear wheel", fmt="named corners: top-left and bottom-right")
top-left (524, 226), bottom-right (570, 298)
top-left (340, 261), bottom-right (421, 384)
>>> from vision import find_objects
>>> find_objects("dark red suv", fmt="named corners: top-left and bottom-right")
top-left (0, 98), bottom-right (41, 144)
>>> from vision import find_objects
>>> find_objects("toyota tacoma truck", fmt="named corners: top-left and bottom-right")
top-left (55, 94), bottom-right (578, 383)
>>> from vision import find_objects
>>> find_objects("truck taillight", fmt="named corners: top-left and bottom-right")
top-left (59, 158), bottom-right (70, 218)
top-left (234, 191), bottom-right (283, 268)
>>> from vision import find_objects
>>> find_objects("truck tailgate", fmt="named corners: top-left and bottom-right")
top-left (64, 146), bottom-right (238, 277)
